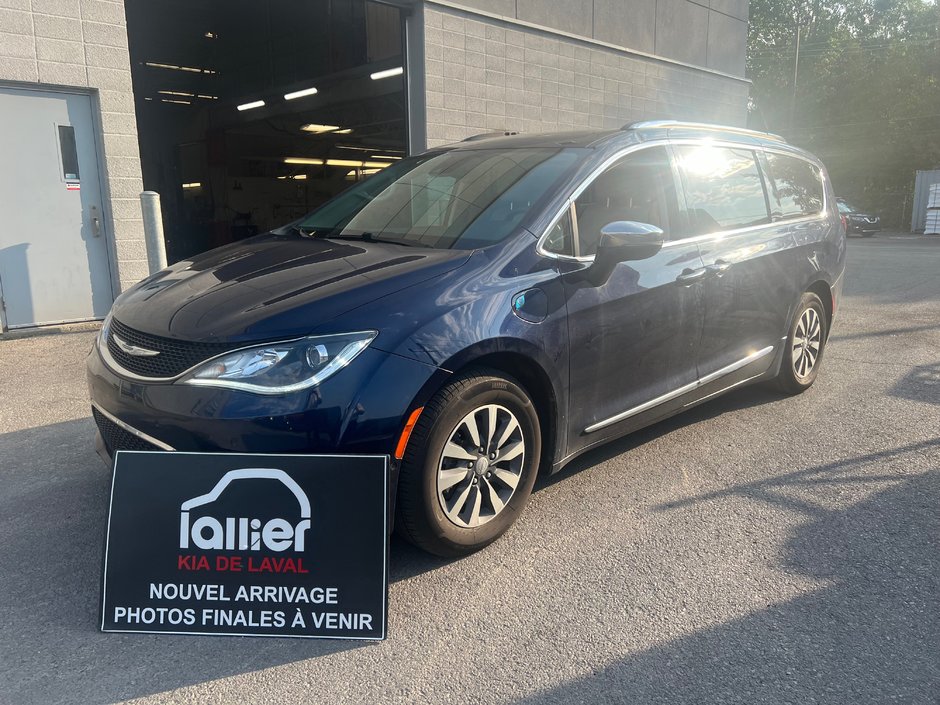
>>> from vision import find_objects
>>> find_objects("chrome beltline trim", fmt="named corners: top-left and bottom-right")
top-left (91, 402), bottom-right (176, 451)
top-left (583, 345), bottom-right (774, 434)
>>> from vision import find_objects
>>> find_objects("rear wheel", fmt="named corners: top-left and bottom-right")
top-left (775, 292), bottom-right (828, 395)
top-left (396, 367), bottom-right (541, 557)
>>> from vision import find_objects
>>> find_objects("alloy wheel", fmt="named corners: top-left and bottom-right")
top-left (792, 307), bottom-right (821, 378)
top-left (436, 404), bottom-right (525, 528)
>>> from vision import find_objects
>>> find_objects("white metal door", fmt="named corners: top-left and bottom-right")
top-left (0, 86), bottom-right (113, 329)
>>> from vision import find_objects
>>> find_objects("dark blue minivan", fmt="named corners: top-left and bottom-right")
top-left (88, 121), bottom-right (846, 556)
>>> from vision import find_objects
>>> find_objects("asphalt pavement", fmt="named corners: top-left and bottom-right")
top-left (1, 235), bottom-right (938, 704)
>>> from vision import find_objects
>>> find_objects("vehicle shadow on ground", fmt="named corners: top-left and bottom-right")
top-left (514, 441), bottom-right (940, 704)
top-left (395, 383), bottom-right (810, 581)
top-left (891, 361), bottom-right (940, 406)
top-left (829, 322), bottom-right (940, 343)
top-left (0, 417), bottom-right (452, 704)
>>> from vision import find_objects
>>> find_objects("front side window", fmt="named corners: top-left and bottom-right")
top-left (675, 145), bottom-right (769, 235)
top-left (298, 147), bottom-right (584, 250)
top-left (763, 152), bottom-right (824, 219)
top-left (573, 146), bottom-right (681, 256)
top-left (542, 208), bottom-right (575, 256)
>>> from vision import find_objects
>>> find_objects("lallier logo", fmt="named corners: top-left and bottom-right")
top-left (178, 468), bottom-right (311, 574)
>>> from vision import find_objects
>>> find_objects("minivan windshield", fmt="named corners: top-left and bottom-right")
top-left (295, 147), bottom-right (585, 249)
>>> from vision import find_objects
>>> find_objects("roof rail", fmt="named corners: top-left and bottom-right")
top-left (461, 130), bottom-right (521, 142)
top-left (623, 120), bottom-right (786, 143)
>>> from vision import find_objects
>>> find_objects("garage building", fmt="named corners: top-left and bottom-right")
top-left (0, 0), bottom-right (748, 331)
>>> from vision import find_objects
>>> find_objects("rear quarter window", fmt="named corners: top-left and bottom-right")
top-left (763, 152), bottom-right (824, 219)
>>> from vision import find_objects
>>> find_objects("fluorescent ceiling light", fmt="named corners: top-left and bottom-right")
top-left (325, 159), bottom-right (391, 168)
top-left (284, 158), bottom-right (391, 168)
top-left (277, 174), bottom-right (308, 180)
top-left (146, 62), bottom-right (216, 74)
top-left (324, 159), bottom-right (362, 168)
top-left (346, 169), bottom-right (381, 177)
top-left (338, 145), bottom-right (404, 154)
top-left (301, 123), bottom-right (341, 133)
top-left (182, 182), bottom-right (201, 189)
top-left (372, 155), bottom-right (401, 160)
top-left (335, 128), bottom-right (353, 134)
top-left (159, 90), bottom-right (194, 97)
top-left (370, 66), bottom-right (404, 80)
top-left (237, 100), bottom-right (265, 111)
top-left (197, 94), bottom-right (218, 100)
top-left (338, 145), bottom-right (381, 153)
top-left (284, 86), bottom-right (319, 101)
top-left (161, 99), bottom-right (191, 105)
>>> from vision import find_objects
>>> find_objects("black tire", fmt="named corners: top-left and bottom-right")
top-left (775, 292), bottom-right (828, 395)
top-left (395, 367), bottom-right (542, 557)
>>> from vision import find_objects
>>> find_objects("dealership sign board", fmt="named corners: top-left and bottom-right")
top-left (101, 451), bottom-right (388, 640)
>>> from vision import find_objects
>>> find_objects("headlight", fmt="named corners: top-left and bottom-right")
top-left (179, 331), bottom-right (377, 394)
top-left (98, 311), bottom-right (113, 350)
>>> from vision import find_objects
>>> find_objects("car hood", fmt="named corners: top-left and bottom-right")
top-left (111, 234), bottom-right (472, 342)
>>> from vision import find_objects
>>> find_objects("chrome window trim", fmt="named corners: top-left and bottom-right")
top-left (536, 137), bottom-right (830, 263)
top-left (91, 401), bottom-right (176, 451)
top-left (536, 140), bottom-right (671, 262)
top-left (660, 212), bottom-right (829, 250)
top-left (583, 345), bottom-right (774, 434)
top-left (570, 201), bottom-right (582, 258)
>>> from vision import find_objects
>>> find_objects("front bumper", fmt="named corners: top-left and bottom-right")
top-left (87, 340), bottom-right (447, 472)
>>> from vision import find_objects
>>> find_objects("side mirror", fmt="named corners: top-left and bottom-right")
top-left (588, 221), bottom-right (664, 285)
top-left (595, 221), bottom-right (665, 263)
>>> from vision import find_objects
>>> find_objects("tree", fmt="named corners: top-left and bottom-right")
top-left (747, 0), bottom-right (940, 228)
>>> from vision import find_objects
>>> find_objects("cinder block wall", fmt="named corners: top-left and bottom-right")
top-left (423, 1), bottom-right (750, 147)
top-left (0, 0), bottom-right (147, 294)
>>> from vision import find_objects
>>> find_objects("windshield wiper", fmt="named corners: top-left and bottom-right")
top-left (329, 233), bottom-right (431, 248)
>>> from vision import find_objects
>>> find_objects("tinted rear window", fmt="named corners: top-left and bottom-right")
top-left (763, 152), bottom-right (824, 219)
top-left (675, 146), bottom-right (769, 235)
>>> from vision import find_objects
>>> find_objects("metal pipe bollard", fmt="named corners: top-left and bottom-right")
top-left (140, 191), bottom-right (168, 275)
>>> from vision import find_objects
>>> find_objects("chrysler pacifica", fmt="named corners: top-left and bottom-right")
top-left (88, 121), bottom-right (846, 556)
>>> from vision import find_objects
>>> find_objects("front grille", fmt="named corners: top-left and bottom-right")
top-left (107, 318), bottom-right (237, 378)
top-left (93, 407), bottom-right (164, 454)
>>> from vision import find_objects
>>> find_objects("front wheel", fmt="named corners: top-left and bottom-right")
top-left (395, 368), bottom-right (541, 557)
top-left (775, 292), bottom-right (828, 395)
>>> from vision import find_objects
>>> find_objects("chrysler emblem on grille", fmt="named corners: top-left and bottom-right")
top-left (113, 333), bottom-right (161, 357)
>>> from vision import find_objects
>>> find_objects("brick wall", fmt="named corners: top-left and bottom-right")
top-left (0, 0), bottom-right (147, 293)
top-left (423, 3), bottom-right (750, 148)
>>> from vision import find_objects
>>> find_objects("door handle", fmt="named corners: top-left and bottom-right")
top-left (706, 260), bottom-right (732, 277)
top-left (676, 267), bottom-right (707, 285)
top-left (90, 205), bottom-right (101, 237)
